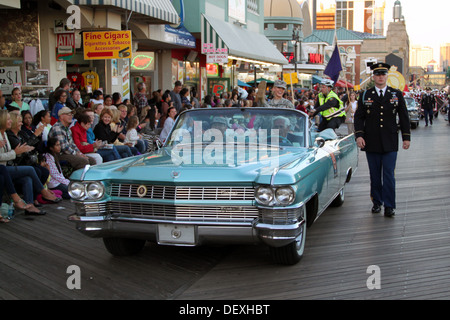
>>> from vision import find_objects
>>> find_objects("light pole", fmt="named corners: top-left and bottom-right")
top-left (291, 28), bottom-right (300, 77)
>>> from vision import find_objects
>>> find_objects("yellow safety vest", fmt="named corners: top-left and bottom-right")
top-left (318, 91), bottom-right (346, 119)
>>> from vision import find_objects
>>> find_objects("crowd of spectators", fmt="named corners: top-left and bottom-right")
top-left (2, 75), bottom-right (447, 221)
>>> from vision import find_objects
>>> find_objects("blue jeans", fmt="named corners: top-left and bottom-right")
top-left (136, 139), bottom-right (148, 154)
top-left (6, 165), bottom-right (44, 204)
top-left (366, 151), bottom-right (397, 209)
top-left (0, 165), bottom-right (16, 205)
top-left (97, 146), bottom-right (122, 162)
top-left (114, 145), bottom-right (133, 158)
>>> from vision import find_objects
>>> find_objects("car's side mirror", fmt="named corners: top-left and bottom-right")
top-left (314, 137), bottom-right (325, 148)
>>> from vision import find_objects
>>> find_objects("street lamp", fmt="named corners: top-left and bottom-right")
top-left (291, 28), bottom-right (300, 77)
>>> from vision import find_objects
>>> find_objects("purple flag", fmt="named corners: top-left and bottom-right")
top-left (324, 44), bottom-right (342, 84)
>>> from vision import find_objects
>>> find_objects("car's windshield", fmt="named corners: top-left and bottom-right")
top-left (405, 97), bottom-right (416, 109)
top-left (166, 108), bottom-right (308, 148)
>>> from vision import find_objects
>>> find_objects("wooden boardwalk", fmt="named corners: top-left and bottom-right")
top-left (1, 117), bottom-right (449, 300)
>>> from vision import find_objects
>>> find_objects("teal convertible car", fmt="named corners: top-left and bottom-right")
top-left (68, 107), bottom-right (358, 265)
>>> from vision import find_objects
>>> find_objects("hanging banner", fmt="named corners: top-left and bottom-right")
top-left (83, 31), bottom-right (132, 60)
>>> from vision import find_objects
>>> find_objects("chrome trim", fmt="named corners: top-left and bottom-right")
top-left (109, 184), bottom-right (255, 201)
top-left (80, 165), bottom-right (90, 180)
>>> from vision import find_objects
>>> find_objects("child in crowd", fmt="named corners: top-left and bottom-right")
top-left (43, 137), bottom-right (70, 199)
top-left (124, 115), bottom-right (141, 148)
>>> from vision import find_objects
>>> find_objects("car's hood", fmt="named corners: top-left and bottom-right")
top-left (71, 145), bottom-right (311, 185)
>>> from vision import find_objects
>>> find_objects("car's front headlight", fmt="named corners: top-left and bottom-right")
top-left (69, 181), bottom-right (86, 200)
top-left (69, 181), bottom-right (105, 200)
top-left (255, 186), bottom-right (274, 205)
top-left (255, 185), bottom-right (295, 206)
top-left (275, 186), bottom-right (295, 206)
top-left (86, 182), bottom-right (105, 200)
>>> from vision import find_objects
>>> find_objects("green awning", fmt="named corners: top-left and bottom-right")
top-left (246, 78), bottom-right (274, 85)
top-left (70, 0), bottom-right (180, 25)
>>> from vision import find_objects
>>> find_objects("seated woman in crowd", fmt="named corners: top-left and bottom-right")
top-left (6, 112), bottom-right (49, 189)
top-left (93, 108), bottom-right (132, 159)
top-left (50, 88), bottom-right (69, 125)
top-left (112, 92), bottom-right (122, 106)
top-left (0, 110), bottom-right (61, 215)
top-left (70, 113), bottom-right (103, 165)
top-left (20, 111), bottom-right (35, 137)
top-left (160, 106), bottom-right (177, 143)
top-left (82, 109), bottom-right (121, 162)
top-left (33, 110), bottom-right (52, 145)
top-left (8, 88), bottom-right (30, 113)
top-left (158, 91), bottom-right (172, 128)
top-left (43, 138), bottom-right (71, 199)
top-left (92, 103), bottom-right (104, 128)
top-left (140, 105), bottom-right (161, 152)
top-left (111, 108), bottom-right (139, 155)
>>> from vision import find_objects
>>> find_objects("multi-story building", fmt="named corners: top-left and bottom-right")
top-left (316, 0), bottom-right (386, 35)
top-left (410, 45), bottom-right (434, 69)
top-left (440, 43), bottom-right (450, 73)
top-left (336, 0), bottom-right (385, 35)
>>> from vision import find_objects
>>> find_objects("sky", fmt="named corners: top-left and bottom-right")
top-left (311, 0), bottom-right (448, 62)
top-left (385, 0), bottom-right (448, 62)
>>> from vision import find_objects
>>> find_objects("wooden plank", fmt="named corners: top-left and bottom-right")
top-left (0, 118), bottom-right (449, 300)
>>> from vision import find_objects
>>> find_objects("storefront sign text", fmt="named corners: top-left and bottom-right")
top-left (202, 43), bottom-right (228, 54)
top-left (207, 54), bottom-right (228, 64)
top-left (83, 31), bottom-right (132, 60)
top-left (57, 33), bottom-right (75, 61)
top-left (0, 67), bottom-right (22, 94)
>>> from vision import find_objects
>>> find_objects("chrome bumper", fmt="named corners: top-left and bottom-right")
top-left (68, 202), bottom-right (305, 247)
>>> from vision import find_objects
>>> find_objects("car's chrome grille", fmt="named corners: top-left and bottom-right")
top-left (109, 183), bottom-right (255, 201)
top-left (107, 201), bottom-right (259, 223)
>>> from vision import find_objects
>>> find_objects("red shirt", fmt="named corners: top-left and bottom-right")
top-left (70, 122), bottom-right (94, 154)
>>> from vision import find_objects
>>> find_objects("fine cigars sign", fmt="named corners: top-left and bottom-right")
top-left (83, 31), bottom-right (132, 60)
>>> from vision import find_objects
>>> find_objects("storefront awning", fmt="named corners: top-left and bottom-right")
top-left (201, 14), bottom-right (288, 66)
top-left (70, 0), bottom-right (180, 25)
top-left (336, 80), bottom-right (354, 88)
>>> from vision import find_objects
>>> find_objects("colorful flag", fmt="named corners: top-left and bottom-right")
top-left (324, 44), bottom-right (342, 84)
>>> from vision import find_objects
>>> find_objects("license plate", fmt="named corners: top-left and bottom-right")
top-left (157, 224), bottom-right (196, 245)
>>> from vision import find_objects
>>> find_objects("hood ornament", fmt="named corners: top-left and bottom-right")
top-left (171, 170), bottom-right (180, 179)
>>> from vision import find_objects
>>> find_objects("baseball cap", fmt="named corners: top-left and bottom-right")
top-left (58, 106), bottom-right (74, 117)
top-left (274, 80), bottom-right (287, 89)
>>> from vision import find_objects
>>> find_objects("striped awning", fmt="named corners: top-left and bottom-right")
top-left (70, 0), bottom-right (180, 25)
top-left (201, 14), bottom-right (288, 65)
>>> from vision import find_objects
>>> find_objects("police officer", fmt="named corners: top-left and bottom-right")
top-left (354, 63), bottom-right (411, 217)
top-left (310, 79), bottom-right (346, 131)
top-left (421, 87), bottom-right (436, 126)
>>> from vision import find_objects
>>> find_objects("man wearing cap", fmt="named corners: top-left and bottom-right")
top-left (354, 62), bottom-right (411, 217)
top-left (268, 80), bottom-right (295, 109)
top-left (48, 107), bottom-right (96, 170)
top-left (420, 87), bottom-right (436, 126)
top-left (310, 79), bottom-right (346, 131)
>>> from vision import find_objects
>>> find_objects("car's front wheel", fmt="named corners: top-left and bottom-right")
top-left (103, 237), bottom-right (146, 256)
top-left (269, 209), bottom-right (306, 265)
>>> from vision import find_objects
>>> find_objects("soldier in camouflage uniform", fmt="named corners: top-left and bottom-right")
top-left (268, 80), bottom-right (295, 109)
